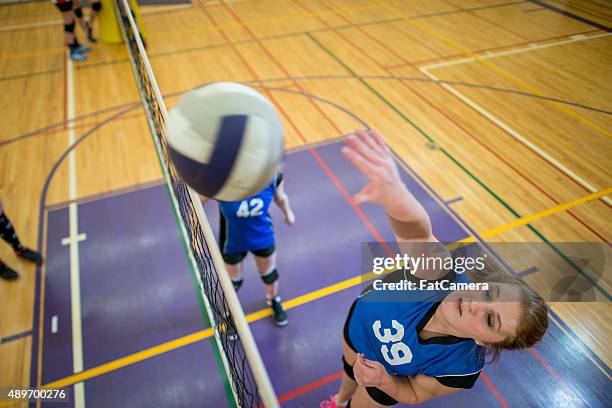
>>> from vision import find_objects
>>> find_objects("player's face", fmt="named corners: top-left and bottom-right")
top-left (440, 283), bottom-right (523, 344)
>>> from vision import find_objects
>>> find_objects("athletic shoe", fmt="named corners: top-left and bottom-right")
top-left (76, 45), bottom-right (92, 53)
top-left (69, 49), bottom-right (87, 61)
top-left (16, 246), bottom-right (42, 265)
top-left (0, 263), bottom-right (19, 280)
top-left (320, 395), bottom-right (347, 408)
top-left (270, 296), bottom-right (288, 326)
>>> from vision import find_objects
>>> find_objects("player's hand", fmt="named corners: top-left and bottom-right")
top-left (353, 353), bottom-right (391, 388)
top-left (284, 209), bottom-right (295, 225)
top-left (341, 129), bottom-right (405, 207)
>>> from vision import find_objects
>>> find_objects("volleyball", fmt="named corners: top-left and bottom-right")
top-left (165, 82), bottom-right (284, 201)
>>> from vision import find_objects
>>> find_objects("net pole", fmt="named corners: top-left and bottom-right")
top-left (113, 0), bottom-right (279, 406)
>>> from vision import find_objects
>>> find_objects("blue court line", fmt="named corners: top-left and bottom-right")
top-left (527, 0), bottom-right (611, 32)
top-left (517, 266), bottom-right (539, 277)
top-left (1, 330), bottom-right (33, 344)
top-left (445, 196), bottom-right (464, 205)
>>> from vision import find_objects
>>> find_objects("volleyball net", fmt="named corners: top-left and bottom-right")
top-left (112, 0), bottom-right (278, 406)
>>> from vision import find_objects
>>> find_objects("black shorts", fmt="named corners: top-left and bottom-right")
top-left (343, 300), bottom-right (399, 407)
top-left (222, 244), bottom-right (275, 265)
top-left (55, 1), bottom-right (73, 12)
top-left (218, 204), bottom-right (276, 265)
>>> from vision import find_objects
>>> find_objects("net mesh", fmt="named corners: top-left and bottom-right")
top-left (113, 1), bottom-right (261, 406)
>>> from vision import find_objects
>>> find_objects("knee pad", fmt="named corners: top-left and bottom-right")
top-left (92, 1), bottom-right (102, 12)
top-left (64, 21), bottom-right (75, 33)
top-left (260, 268), bottom-right (278, 285)
top-left (342, 356), bottom-right (355, 381)
top-left (74, 7), bottom-right (83, 18)
top-left (231, 277), bottom-right (244, 291)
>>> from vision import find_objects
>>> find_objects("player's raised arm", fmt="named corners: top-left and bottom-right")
top-left (342, 129), bottom-right (434, 242)
top-left (342, 130), bottom-right (454, 280)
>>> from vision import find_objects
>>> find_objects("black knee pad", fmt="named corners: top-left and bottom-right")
top-left (74, 7), bottom-right (83, 18)
top-left (365, 387), bottom-right (398, 406)
top-left (260, 268), bottom-right (278, 285)
top-left (64, 21), bottom-right (75, 33)
top-left (92, 1), bottom-right (102, 12)
top-left (232, 277), bottom-right (244, 291)
top-left (342, 356), bottom-right (355, 381)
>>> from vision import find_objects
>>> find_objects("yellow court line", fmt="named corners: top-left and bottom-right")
top-left (375, 1), bottom-right (612, 139)
top-left (459, 187), bottom-right (612, 243)
top-left (147, 2), bottom-right (381, 40)
top-left (6, 187), bottom-right (606, 399)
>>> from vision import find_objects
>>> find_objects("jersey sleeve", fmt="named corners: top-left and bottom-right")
top-left (434, 371), bottom-right (481, 389)
top-left (275, 172), bottom-right (284, 188)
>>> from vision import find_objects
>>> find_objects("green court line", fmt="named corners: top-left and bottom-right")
top-left (307, 33), bottom-right (610, 300)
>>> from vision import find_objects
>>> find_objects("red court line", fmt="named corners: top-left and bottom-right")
top-left (277, 370), bottom-right (343, 404)
top-left (443, 0), bottom-right (531, 42)
top-left (481, 373), bottom-right (511, 408)
top-left (529, 348), bottom-right (586, 404)
top-left (63, 49), bottom-right (68, 130)
top-left (382, 29), bottom-right (600, 70)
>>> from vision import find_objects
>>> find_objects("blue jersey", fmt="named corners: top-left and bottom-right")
top-left (218, 177), bottom-right (278, 254)
top-left (347, 272), bottom-right (484, 384)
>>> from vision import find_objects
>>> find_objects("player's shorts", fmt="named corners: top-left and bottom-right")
top-left (222, 244), bottom-right (275, 265)
top-left (54, 0), bottom-right (73, 12)
top-left (343, 299), bottom-right (399, 406)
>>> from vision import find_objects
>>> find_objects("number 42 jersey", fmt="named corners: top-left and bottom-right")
top-left (218, 177), bottom-right (278, 254)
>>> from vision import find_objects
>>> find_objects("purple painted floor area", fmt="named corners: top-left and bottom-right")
top-left (42, 208), bottom-right (73, 384)
top-left (204, 143), bottom-right (468, 315)
top-left (42, 185), bottom-right (228, 406)
top-left (40, 140), bottom-right (611, 407)
top-left (84, 339), bottom-right (231, 408)
top-left (78, 185), bottom-right (208, 369)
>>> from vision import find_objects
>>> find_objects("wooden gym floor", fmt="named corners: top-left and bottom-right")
top-left (0, 0), bottom-right (610, 406)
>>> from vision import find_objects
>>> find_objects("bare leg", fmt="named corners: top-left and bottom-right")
top-left (225, 261), bottom-right (244, 285)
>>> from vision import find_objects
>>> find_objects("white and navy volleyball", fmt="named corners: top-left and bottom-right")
top-left (166, 82), bottom-right (284, 201)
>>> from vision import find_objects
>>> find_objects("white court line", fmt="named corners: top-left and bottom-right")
top-left (420, 33), bottom-right (612, 206)
top-left (64, 55), bottom-right (86, 408)
top-left (421, 32), bottom-right (611, 71)
top-left (0, 20), bottom-right (61, 32)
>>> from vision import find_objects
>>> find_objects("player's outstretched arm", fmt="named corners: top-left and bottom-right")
top-left (342, 129), bottom-right (433, 242)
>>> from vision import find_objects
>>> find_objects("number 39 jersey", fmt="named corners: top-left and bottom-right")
top-left (347, 272), bottom-right (484, 384)
top-left (218, 176), bottom-right (278, 254)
